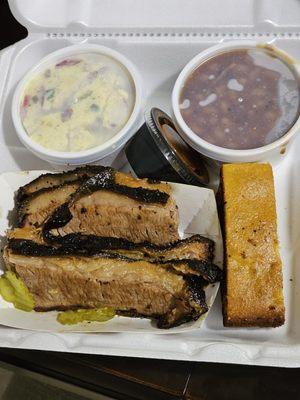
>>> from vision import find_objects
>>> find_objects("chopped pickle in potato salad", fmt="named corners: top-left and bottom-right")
top-left (21, 53), bottom-right (135, 152)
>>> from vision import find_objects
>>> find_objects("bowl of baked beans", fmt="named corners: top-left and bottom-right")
top-left (172, 41), bottom-right (300, 163)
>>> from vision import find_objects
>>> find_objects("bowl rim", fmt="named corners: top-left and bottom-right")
top-left (172, 40), bottom-right (300, 160)
top-left (12, 43), bottom-right (142, 164)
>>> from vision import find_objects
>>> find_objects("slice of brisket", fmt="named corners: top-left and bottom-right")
top-left (43, 169), bottom-right (179, 245)
top-left (4, 249), bottom-right (209, 328)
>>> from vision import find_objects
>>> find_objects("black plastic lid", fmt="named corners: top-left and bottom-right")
top-left (125, 108), bottom-right (209, 186)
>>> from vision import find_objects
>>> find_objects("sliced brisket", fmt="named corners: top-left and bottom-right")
top-left (43, 169), bottom-right (179, 245)
top-left (4, 249), bottom-right (209, 328)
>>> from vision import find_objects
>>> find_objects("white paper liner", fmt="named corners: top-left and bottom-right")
top-left (0, 171), bottom-right (222, 334)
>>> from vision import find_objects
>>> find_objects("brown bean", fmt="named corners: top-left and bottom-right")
top-left (179, 48), bottom-right (299, 150)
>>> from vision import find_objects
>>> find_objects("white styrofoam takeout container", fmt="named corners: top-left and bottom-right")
top-left (11, 44), bottom-right (143, 166)
top-left (172, 40), bottom-right (300, 163)
top-left (0, 0), bottom-right (300, 367)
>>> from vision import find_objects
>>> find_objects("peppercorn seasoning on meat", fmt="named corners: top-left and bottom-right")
top-left (220, 163), bottom-right (285, 327)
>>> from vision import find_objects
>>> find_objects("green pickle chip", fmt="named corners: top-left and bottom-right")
top-left (0, 271), bottom-right (35, 311)
top-left (57, 307), bottom-right (115, 325)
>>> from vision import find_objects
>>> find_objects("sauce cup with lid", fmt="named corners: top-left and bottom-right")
top-left (172, 40), bottom-right (300, 164)
top-left (12, 44), bottom-right (142, 167)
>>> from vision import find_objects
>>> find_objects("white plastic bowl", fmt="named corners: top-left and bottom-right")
top-left (12, 44), bottom-right (142, 166)
top-left (172, 40), bottom-right (300, 163)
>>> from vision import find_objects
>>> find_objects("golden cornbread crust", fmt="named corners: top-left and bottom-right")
top-left (220, 163), bottom-right (285, 328)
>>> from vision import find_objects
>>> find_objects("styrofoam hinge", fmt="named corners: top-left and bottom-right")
top-left (46, 31), bottom-right (300, 40)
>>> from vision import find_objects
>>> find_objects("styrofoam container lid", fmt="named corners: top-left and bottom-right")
top-left (8, 0), bottom-right (300, 32)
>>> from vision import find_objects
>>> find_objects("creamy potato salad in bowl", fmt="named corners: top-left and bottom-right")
top-left (12, 44), bottom-right (142, 165)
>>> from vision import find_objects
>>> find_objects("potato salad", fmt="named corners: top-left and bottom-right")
top-left (21, 53), bottom-right (135, 152)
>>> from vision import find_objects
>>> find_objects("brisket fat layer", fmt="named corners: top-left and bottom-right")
top-left (7, 236), bottom-right (222, 284)
top-left (8, 231), bottom-right (214, 262)
top-left (16, 166), bottom-right (108, 203)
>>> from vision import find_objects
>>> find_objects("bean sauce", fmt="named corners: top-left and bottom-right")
top-left (179, 48), bottom-right (300, 150)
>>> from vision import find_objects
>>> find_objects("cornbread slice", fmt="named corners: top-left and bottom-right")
top-left (220, 163), bottom-right (285, 327)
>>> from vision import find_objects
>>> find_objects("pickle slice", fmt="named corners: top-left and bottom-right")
top-left (0, 272), bottom-right (34, 311)
top-left (57, 307), bottom-right (115, 325)
top-left (0, 277), bottom-right (15, 303)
